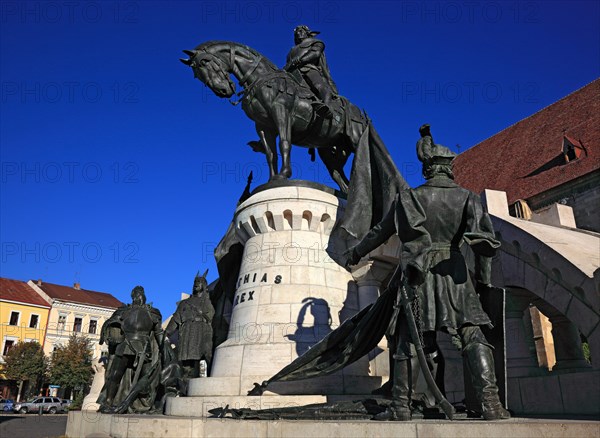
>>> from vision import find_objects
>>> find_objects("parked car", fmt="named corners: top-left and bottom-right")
top-left (13, 397), bottom-right (64, 414)
top-left (0, 398), bottom-right (15, 412)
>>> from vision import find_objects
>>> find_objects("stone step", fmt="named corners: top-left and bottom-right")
top-left (66, 411), bottom-right (599, 438)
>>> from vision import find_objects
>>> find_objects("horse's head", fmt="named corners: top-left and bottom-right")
top-left (180, 49), bottom-right (235, 98)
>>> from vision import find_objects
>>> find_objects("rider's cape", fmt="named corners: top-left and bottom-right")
top-left (250, 287), bottom-right (395, 393)
top-left (338, 122), bottom-right (409, 242)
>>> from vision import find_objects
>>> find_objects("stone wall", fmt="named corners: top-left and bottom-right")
top-left (566, 183), bottom-right (600, 233)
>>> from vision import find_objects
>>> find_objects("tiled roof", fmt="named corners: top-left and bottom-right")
top-left (32, 280), bottom-right (123, 309)
top-left (0, 277), bottom-right (51, 308)
top-left (453, 79), bottom-right (600, 204)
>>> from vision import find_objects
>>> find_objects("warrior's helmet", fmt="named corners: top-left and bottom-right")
top-left (131, 285), bottom-right (146, 304)
top-left (416, 124), bottom-right (457, 180)
top-left (193, 269), bottom-right (209, 295)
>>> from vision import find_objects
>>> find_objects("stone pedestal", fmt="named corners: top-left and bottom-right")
top-left (167, 183), bottom-right (382, 416)
top-left (81, 358), bottom-right (105, 411)
top-left (66, 410), bottom-right (600, 438)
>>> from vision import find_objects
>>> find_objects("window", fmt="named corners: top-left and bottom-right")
top-left (73, 317), bottom-right (82, 332)
top-left (57, 314), bottom-right (67, 330)
top-left (2, 340), bottom-right (15, 356)
top-left (563, 136), bottom-right (584, 163)
top-left (9, 311), bottom-right (19, 326)
top-left (509, 199), bottom-right (532, 220)
top-left (88, 320), bottom-right (97, 335)
top-left (29, 314), bottom-right (39, 329)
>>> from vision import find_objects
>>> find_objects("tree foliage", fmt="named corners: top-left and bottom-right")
top-left (49, 334), bottom-right (93, 395)
top-left (1, 341), bottom-right (47, 398)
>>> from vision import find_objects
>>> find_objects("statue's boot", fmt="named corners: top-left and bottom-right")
top-left (373, 338), bottom-right (395, 397)
top-left (371, 380), bottom-right (392, 397)
top-left (305, 72), bottom-right (335, 119)
top-left (374, 359), bottom-right (411, 421)
top-left (464, 343), bottom-right (510, 420)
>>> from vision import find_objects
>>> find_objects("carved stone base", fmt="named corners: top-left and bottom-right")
top-left (66, 410), bottom-right (600, 438)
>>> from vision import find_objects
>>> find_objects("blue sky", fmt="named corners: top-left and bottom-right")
top-left (1, 0), bottom-right (598, 317)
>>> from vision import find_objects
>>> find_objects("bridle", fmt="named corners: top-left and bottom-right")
top-left (195, 44), bottom-right (264, 106)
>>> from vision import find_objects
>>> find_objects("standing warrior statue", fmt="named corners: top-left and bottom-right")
top-left (346, 125), bottom-right (510, 421)
top-left (166, 270), bottom-right (215, 379)
top-left (284, 25), bottom-right (339, 118)
top-left (97, 286), bottom-right (164, 414)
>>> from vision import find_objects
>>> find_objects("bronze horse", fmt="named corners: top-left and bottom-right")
top-left (181, 41), bottom-right (370, 193)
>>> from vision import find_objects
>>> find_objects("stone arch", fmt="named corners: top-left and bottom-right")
top-left (492, 216), bottom-right (599, 371)
top-left (490, 215), bottom-right (599, 417)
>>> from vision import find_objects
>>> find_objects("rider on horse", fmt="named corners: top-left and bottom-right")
top-left (284, 25), bottom-right (338, 118)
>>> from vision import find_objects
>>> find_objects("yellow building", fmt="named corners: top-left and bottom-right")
top-left (0, 277), bottom-right (51, 398)
top-left (27, 280), bottom-right (122, 361)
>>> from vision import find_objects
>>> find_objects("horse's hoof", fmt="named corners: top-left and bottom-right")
top-left (271, 174), bottom-right (288, 181)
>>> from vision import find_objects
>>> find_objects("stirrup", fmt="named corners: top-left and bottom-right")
top-left (312, 102), bottom-right (333, 118)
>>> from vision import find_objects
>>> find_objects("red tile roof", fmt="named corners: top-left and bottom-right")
top-left (0, 277), bottom-right (51, 308)
top-left (32, 280), bottom-right (123, 309)
top-left (453, 79), bottom-right (600, 204)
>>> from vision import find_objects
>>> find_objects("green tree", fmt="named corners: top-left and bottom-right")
top-left (49, 334), bottom-right (93, 399)
top-left (1, 341), bottom-right (47, 401)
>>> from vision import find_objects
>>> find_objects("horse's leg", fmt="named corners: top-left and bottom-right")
top-left (264, 130), bottom-right (279, 180)
top-left (256, 126), bottom-right (278, 180)
top-left (318, 146), bottom-right (350, 193)
top-left (271, 104), bottom-right (293, 178)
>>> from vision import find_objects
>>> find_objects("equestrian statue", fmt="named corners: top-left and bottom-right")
top-left (181, 31), bottom-right (378, 195)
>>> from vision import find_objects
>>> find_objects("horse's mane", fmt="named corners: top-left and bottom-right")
top-left (193, 41), bottom-right (279, 71)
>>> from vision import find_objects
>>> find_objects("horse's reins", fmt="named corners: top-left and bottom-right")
top-left (228, 46), bottom-right (264, 106)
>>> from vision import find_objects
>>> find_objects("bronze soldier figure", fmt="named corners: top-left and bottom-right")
top-left (346, 126), bottom-right (510, 421)
top-left (97, 286), bottom-right (164, 414)
top-left (166, 270), bottom-right (215, 379)
top-left (284, 25), bottom-right (338, 117)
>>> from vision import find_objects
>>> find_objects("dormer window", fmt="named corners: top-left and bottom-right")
top-left (563, 136), bottom-right (584, 163)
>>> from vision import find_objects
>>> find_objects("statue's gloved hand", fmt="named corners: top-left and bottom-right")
top-left (284, 57), bottom-right (301, 71)
top-left (344, 247), bottom-right (362, 268)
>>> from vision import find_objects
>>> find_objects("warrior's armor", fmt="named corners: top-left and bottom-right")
top-left (166, 270), bottom-right (215, 378)
top-left (285, 25), bottom-right (338, 116)
top-left (97, 286), bottom-right (163, 413)
top-left (116, 304), bottom-right (161, 357)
